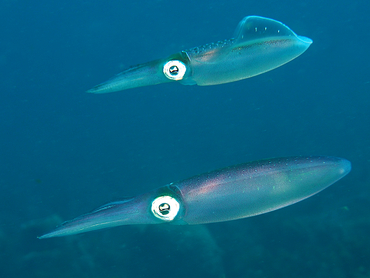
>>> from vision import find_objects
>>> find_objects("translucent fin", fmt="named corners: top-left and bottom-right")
top-left (233, 16), bottom-right (297, 43)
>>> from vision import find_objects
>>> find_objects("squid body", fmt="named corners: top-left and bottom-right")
top-left (87, 16), bottom-right (312, 93)
top-left (40, 156), bottom-right (350, 239)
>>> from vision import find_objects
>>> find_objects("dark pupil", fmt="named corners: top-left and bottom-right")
top-left (159, 203), bottom-right (170, 215)
top-left (169, 66), bottom-right (179, 75)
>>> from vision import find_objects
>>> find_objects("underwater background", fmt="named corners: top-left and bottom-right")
top-left (0, 0), bottom-right (369, 277)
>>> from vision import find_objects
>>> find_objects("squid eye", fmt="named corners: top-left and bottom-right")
top-left (151, 196), bottom-right (180, 221)
top-left (163, 60), bottom-right (186, 80)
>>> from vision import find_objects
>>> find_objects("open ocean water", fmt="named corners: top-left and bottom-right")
top-left (0, 0), bottom-right (369, 277)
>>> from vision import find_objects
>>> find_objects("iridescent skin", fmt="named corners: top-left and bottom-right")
top-left (87, 16), bottom-right (312, 93)
top-left (39, 156), bottom-right (351, 239)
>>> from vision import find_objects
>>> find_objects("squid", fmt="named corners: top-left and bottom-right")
top-left (40, 156), bottom-right (350, 238)
top-left (87, 16), bottom-right (312, 93)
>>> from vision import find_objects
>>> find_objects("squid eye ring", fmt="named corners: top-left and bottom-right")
top-left (163, 60), bottom-right (186, 80)
top-left (151, 196), bottom-right (180, 221)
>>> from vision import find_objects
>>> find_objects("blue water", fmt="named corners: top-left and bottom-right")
top-left (1, 0), bottom-right (369, 277)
